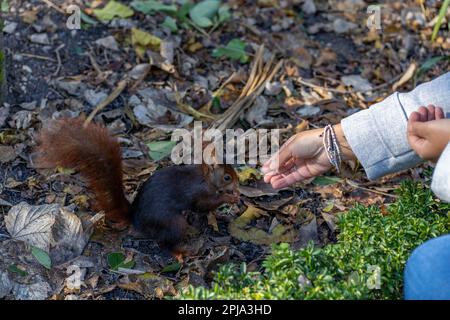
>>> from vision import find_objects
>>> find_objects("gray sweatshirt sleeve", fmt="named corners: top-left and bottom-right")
top-left (431, 143), bottom-right (450, 203)
top-left (341, 72), bottom-right (450, 180)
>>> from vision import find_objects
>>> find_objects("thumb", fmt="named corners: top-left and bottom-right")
top-left (407, 119), bottom-right (431, 138)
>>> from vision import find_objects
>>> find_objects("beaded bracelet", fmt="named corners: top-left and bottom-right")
top-left (323, 125), bottom-right (342, 174)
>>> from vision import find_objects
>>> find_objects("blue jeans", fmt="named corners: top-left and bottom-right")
top-left (404, 234), bottom-right (450, 299)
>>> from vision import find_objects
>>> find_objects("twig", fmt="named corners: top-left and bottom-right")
top-left (53, 44), bottom-right (65, 77)
top-left (174, 91), bottom-right (216, 121)
top-left (84, 78), bottom-right (128, 126)
top-left (346, 180), bottom-right (398, 198)
top-left (19, 53), bottom-right (56, 62)
top-left (86, 49), bottom-right (103, 76)
top-left (212, 45), bottom-right (283, 132)
top-left (296, 73), bottom-right (404, 96)
top-left (40, 0), bottom-right (65, 14)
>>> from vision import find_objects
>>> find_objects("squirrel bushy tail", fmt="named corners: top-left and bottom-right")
top-left (35, 117), bottom-right (131, 229)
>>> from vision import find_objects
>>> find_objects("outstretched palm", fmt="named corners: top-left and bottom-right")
top-left (262, 129), bottom-right (333, 189)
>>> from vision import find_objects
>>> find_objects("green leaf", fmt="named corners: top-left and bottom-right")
top-left (93, 0), bottom-right (134, 22)
top-left (109, 253), bottom-right (135, 270)
top-left (147, 140), bottom-right (177, 161)
top-left (312, 176), bottom-right (343, 186)
top-left (8, 264), bottom-right (28, 277)
top-left (31, 246), bottom-right (51, 270)
top-left (189, 0), bottom-right (221, 28)
top-left (120, 260), bottom-right (136, 269)
top-left (162, 16), bottom-right (178, 32)
top-left (176, 2), bottom-right (194, 23)
top-left (217, 5), bottom-right (231, 24)
top-left (416, 56), bottom-right (449, 79)
top-left (1, 0), bottom-right (9, 13)
top-left (432, 0), bottom-right (450, 42)
top-left (107, 252), bottom-right (125, 270)
top-left (107, 252), bottom-right (135, 270)
top-left (212, 39), bottom-right (249, 63)
top-left (212, 96), bottom-right (221, 109)
top-left (162, 262), bottom-right (181, 273)
top-left (130, 0), bottom-right (177, 14)
top-left (80, 11), bottom-right (98, 26)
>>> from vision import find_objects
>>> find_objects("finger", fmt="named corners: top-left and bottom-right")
top-left (271, 170), bottom-right (308, 189)
top-left (408, 111), bottom-right (421, 124)
top-left (435, 106), bottom-right (445, 120)
top-left (263, 172), bottom-right (275, 183)
top-left (269, 141), bottom-right (295, 172)
top-left (426, 105), bottom-right (436, 121)
top-left (417, 106), bottom-right (428, 122)
top-left (263, 135), bottom-right (296, 172)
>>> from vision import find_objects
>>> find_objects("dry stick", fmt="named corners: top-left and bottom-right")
top-left (215, 59), bottom-right (283, 131)
top-left (84, 79), bottom-right (128, 126)
top-left (19, 53), bottom-right (56, 62)
top-left (86, 50), bottom-right (103, 76)
top-left (215, 60), bottom-right (272, 130)
top-left (346, 180), bottom-right (398, 199)
top-left (40, 0), bottom-right (65, 14)
top-left (197, 71), bottom-right (239, 115)
top-left (240, 46), bottom-right (264, 98)
top-left (296, 73), bottom-right (404, 96)
top-left (53, 44), bottom-right (65, 77)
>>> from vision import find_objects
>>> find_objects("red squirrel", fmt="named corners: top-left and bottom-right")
top-left (34, 117), bottom-right (239, 252)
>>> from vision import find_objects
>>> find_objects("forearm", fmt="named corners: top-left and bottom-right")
top-left (341, 72), bottom-right (450, 180)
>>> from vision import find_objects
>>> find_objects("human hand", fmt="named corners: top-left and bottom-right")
top-left (262, 124), bottom-right (356, 189)
top-left (407, 105), bottom-right (450, 162)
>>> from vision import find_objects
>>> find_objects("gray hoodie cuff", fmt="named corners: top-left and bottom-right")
top-left (341, 93), bottom-right (421, 180)
top-left (431, 143), bottom-right (450, 203)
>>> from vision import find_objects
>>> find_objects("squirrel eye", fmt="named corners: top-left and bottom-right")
top-left (223, 174), bottom-right (231, 182)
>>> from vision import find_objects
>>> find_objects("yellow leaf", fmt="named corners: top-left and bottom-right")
top-left (237, 167), bottom-right (262, 185)
top-left (228, 206), bottom-right (297, 245)
top-left (131, 28), bottom-right (162, 59)
top-left (93, 0), bottom-right (134, 21)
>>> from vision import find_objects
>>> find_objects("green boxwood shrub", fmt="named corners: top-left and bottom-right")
top-left (181, 181), bottom-right (450, 299)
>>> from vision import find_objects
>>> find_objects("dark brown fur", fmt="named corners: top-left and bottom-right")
top-left (35, 117), bottom-right (239, 251)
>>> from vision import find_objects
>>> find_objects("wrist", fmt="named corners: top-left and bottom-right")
top-left (333, 123), bottom-right (357, 161)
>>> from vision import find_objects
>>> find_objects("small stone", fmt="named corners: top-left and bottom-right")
top-left (22, 65), bottom-right (32, 73)
top-left (95, 36), bottom-right (119, 51)
top-left (20, 101), bottom-right (37, 110)
top-left (13, 54), bottom-right (23, 62)
top-left (84, 90), bottom-right (108, 107)
top-left (264, 81), bottom-right (283, 96)
top-left (3, 21), bottom-right (18, 34)
top-left (29, 33), bottom-right (50, 45)
top-left (333, 19), bottom-right (358, 34)
top-left (342, 75), bottom-right (373, 92)
top-left (128, 64), bottom-right (151, 80)
top-left (302, 0), bottom-right (316, 15)
top-left (297, 105), bottom-right (321, 117)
